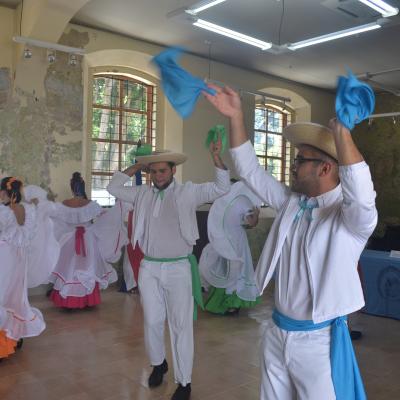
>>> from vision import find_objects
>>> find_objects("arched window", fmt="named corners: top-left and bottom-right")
top-left (254, 104), bottom-right (292, 185)
top-left (91, 74), bottom-right (157, 205)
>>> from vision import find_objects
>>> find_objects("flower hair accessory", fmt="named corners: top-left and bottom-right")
top-left (6, 177), bottom-right (23, 191)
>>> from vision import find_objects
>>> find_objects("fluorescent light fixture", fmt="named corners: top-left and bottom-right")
top-left (357, 0), bottom-right (399, 17)
top-left (13, 35), bottom-right (86, 55)
top-left (186, 0), bottom-right (227, 15)
top-left (287, 22), bottom-right (381, 50)
top-left (193, 19), bottom-right (272, 50)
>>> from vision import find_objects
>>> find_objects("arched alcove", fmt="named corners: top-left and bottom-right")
top-left (82, 49), bottom-right (184, 184)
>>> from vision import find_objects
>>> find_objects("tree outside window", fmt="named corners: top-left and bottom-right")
top-left (91, 74), bottom-right (156, 206)
top-left (254, 105), bottom-right (291, 185)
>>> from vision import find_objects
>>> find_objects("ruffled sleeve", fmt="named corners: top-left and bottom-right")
top-left (0, 204), bottom-right (38, 247)
top-left (52, 201), bottom-right (103, 224)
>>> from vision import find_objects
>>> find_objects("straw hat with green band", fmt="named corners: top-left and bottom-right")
top-left (283, 122), bottom-right (338, 160)
top-left (135, 148), bottom-right (187, 166)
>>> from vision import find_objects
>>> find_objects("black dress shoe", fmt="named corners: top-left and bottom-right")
top-left (148, 359), bottom-right (168, 387)
top-left (16, 338), bottom-right (24, 349)
top-left (171, 383), bottom-right (191, 400)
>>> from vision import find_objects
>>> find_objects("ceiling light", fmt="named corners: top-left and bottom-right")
top-left (357, 0), bottom-right (399, 17)
top-left (287, 22), bottom-right (381, 50)
top-left (13, 35), bottom-right (86, 55)
top-left (186, 0), bottom-right (227, 15)
top-left (193, 19), bottom-right (272, 50)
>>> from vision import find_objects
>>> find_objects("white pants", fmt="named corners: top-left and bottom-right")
top-left (260, 320), bottom-right (336, 400)
top-left (139, 258), bottom-right (194, 386)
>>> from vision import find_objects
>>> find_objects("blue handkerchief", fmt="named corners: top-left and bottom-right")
top-left (335, 70), bottom-right (375, 130)
top-left (152, 47), bottom-right (216, 119)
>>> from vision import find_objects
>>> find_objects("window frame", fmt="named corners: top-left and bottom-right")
top-left (254, 103), bottom-right (292, 185)
top-left (90, 73), bottom-right (157, 205)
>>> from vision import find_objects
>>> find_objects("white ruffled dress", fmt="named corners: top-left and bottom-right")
top-left (0, 204), bottom-right (51, 341)
top-left (199, 182), bottom-right (262, 308)
top-left (49, 201), bottom-right (118, 308)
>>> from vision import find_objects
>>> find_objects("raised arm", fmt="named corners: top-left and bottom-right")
top-left (330, 118), bottom-right (364, 165)
top-left (204, 85), bottom-right (290, 209)
top-left (194, 134), bottom-right (230, 205)
top-left (106, 163), bottom-right (145, 204)
top-left (203, 85), bottom-right (248, 148)
top-left (329, 119), bottom-right (377, 238)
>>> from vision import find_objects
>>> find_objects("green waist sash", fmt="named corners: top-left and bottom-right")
top-left (143, 254), bottom-right (204, 320)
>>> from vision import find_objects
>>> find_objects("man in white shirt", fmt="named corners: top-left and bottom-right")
top-left (107, 140), bottom-right (229, 400)
top-left (204, 85), bottom-right (377, 400)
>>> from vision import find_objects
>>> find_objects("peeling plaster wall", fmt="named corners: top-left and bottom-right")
top-left (353, 94), bottom-right (400, 237)
top-left (0, 23), bottom-right (89, 200)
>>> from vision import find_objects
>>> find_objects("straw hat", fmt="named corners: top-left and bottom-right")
top-left (207, 181), bottom-right (263, 260)
top-left (136, 150), bottom-right (187, 166)
top-left (283, 122), bottom-right (337, 160)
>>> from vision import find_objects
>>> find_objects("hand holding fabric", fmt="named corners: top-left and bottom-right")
top-left (205, 125), bottom-right (227, 154)
top-left (209, 135), bottom-right (223, 156)
top-left (335, 70), bottom-right (375, 131)
top-left (152, 46), bottom-right (216, 118)
top-left (203, 84), bottom-right (242, 118)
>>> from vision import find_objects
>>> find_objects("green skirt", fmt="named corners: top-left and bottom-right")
top-left (204, 286), bottom-right (261, 315)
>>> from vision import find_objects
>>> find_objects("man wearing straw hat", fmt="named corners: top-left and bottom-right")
top-left (204, 85), bottom-right (377, 400)
top-left (107, 140), bottom-right (229, 400)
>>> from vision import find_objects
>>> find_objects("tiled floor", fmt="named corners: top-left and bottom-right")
top-left (0, 286), bottom-right (399, 400)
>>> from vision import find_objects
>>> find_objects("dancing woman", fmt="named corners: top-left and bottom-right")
top-left (49, 172), bottom-right (117, 309)
top-left (0, 177), bottom-right (51, 360)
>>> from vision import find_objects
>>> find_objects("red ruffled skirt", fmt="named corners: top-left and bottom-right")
top-left (50, 283), bottom-right (101, 309)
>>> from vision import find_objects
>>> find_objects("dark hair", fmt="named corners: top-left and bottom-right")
top-left (1, 177), bottom-right (23, 204)
top-left (70, 172), bottom-right (87, 199)
top-left (167, 162), bottom-right (176, 169)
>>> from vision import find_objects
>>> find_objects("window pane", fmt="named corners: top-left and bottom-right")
top-left (257, 157), bottom-right (266, 167)
top-left (123, 80), bottom-right (147, 111)
top-left (254, 131), bottom-right (266, 156)
top-left (267, 110), bottom-right (282, 133)
top-left (91, 175), bottom-right (114, 207)
top-left (92, 109), bottom-right (120, 140)
top-left (254, 108), bottom-right (266, 130)
top-left (121, 143), bottom-right (138, 171)
top-left (285, 141), bottom-right (291, 158)
top-left (93, 77), bottom-right (120, 107)
top-left (267, 134), bottom-right (282, 158)
top-left (92, 142), bottom-right (120, 173)
top-left (122, 112), bottom-right (147, 142)
top-left (267, 158), bottom-right (282, 181)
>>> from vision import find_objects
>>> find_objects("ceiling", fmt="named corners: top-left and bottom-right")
top-left (3, 0), bottom-right (400, 94)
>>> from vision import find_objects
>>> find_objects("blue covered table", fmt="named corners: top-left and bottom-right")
top-left (359, 249), bottom-right (400, 320)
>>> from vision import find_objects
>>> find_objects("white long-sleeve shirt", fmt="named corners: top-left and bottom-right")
top-left (230, 141), bottom-right (377, 323)
top-left (107, 167), bottom-right (231, 257)
top-left (144, 181), bottom-right (192, 258)
top-left (276, 187), bottom-right (341, 320)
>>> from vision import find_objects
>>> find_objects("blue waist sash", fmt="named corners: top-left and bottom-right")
top-left (272, 309), bottom-right (366, 400)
